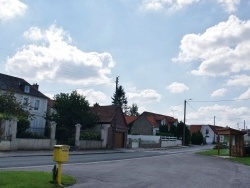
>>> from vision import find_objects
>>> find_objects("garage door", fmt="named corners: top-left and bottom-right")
top-left (115, 132), bottom-right (124, 148)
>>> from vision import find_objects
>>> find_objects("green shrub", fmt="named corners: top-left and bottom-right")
top-left (17, 131), bottom-right (46, 139)
top-left (191, 131), bottom-right (203, 145)
top-left (80, 132), bottom-right (101, 140)
top-left (17, 118), bottom-right (30, 137)
top-left (158, 132), bottom-right (174, 137)
top-left (132, 133), bottom-right (140, 135)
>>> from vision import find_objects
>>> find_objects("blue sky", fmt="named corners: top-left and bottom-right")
top-left (1, 0), bottom-right (250, 129)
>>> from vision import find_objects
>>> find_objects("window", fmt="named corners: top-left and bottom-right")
top-left (22, 97), bottom-right (29, 109)
top-left (34, 99), bottom-right (40, 111)
top-left (24, 85), bottom-right (30, 93)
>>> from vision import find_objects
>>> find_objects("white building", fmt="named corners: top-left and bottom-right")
top-left (0, 73), bottom-right (48, 135)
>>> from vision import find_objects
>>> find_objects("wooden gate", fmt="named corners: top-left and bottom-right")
top-left (115, 132), bottom-right (124, 148)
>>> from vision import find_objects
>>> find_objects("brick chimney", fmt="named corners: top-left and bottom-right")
top-left (32, 83), bottom-right (39, 90)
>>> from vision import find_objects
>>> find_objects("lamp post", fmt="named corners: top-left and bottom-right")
top-left (183, 99), bottom-right (192, 146)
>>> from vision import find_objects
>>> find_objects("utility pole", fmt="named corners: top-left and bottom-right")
top-left (183, 99), bottom-right (192, 146)
top-left (213, 116), bottom-right (216, 143)
top-left (113, 76), bottom-right (119, 148)
top-left (183, 100), bottom-right (187, 146)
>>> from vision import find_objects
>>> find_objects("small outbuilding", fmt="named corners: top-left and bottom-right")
top-left (216, 127), bottom-right (245, 157)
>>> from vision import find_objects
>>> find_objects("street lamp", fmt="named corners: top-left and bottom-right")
top-left (183, 99), bottom-right (192, 146)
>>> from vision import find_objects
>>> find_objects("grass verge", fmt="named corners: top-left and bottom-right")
top-left (197, 149), bottom-right (229, 156)
top-left (0, 171), bottom-right (76, 188)
top-left (197, 149), bottom-right (250, 166)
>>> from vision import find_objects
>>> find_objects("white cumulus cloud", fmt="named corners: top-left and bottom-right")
top-left (173, 15), bottom-right (250, 77)
top-left (226, 74), bottom-right (250, 86)
top-left (141, 0), bottom-right (240, 13)
top-left (167, 82), bottom-right (189, 93)
top-left (211, 88), bottom-right (227, 97)
top-left (236, 88), bottom-right (250, 100)
top-left (142, 0), bottom-right (200, 12)
top-left (218, 0), bottom-right (241, 13)
top-left (127, 89), bottom-right (161, 103)
top-left (5, 24), bottom-right (115, 85)
top-left (76, 89), bottom-right (108, 105)
top-left (186, 104), bottom-right (249, 128)
top-left (0, 0), bottom-right (27, 21)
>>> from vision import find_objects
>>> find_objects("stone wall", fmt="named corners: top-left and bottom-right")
top-left (79, 140), bottom-right (102, 149)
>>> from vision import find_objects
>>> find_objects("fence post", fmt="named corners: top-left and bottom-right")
top-left (75, 124), bottom-right (82, 148)
top-left (10, 118), bottom-right (18, 151)
top-left (10, 118), bottom-right (18, 141)
top-left (50, 121), bottom-right (57, 148)
top-left (50, 121), bottom-right (56, 140)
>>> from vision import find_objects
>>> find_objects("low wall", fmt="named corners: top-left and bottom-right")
top-left (128, 135), bottom-right (160, 148)
top-left (0, 141), bottom-right (11, 151)
top-left (128, 135), bottom-right (160, 142)
top-left (17, 139), bottom-right (52, 150)
top-left (79, 140), bottom-right (102, 149)
top-left (0, 139), bottom-right (55, 151)
top-left (161, 140), bottom-right (182, 147)
top-left (127, 135), bottom-right (182, 148)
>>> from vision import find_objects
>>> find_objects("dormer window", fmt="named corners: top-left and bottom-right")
top-left (24, 85), bottom-right (30, 93)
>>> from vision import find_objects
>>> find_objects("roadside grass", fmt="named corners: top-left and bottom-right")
top-left (197, 149), bottom-right (250, 166)
top-left (197, 149), bottom-right (229, 156)
top-left (0, 171), bottom-right (76, 188)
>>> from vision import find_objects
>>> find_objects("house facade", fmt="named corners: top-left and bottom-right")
top-left (128, 111), bottom-right (178, 136)
top-left (90, 105), bottom-right (128, 148)
top-left (0, 73), bottom-right (48, 135)
top-left (189, 124), bottom-right (224, 144)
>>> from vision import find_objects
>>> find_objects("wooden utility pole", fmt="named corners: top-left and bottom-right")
top-left (113, 76), bottom-right (119, 148)
top-left (183, 100), bottom-right (186, 146)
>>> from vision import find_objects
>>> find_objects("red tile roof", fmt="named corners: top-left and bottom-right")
top-left (90, 105), bottom-right (116, 123)
top-left (125, 116), bottom-right (138, 124)
top-left (146, 116), bottom-right (159, 127)
top-left (189, 125), bottom-right (202, 134)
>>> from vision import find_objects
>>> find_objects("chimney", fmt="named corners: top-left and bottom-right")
top-left (32, 83), bottom-right (39, 90)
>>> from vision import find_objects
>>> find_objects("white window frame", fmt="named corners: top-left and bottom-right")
top-left (22, 97), bottom-right (29, 109)
top-left (33, 99), bottom-right (40, 111)
top-left (24, 85), bottom-right (30, 93)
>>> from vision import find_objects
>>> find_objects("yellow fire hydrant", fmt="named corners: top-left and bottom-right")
top-left (53, 145), bottom-right (70, 186)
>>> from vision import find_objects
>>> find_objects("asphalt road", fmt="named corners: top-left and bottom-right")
top-left (1, 146), bottom-right (250, 188)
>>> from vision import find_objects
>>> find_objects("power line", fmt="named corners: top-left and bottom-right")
top-left (191, 98), bottom-right (250, 103)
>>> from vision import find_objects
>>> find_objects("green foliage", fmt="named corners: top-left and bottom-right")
top-left (47, 91), bottom-right (98, 144)
top-left (16, 118), bottom-right (30, 138)
top-left (17, 131), bottom-right (46, 139)
top-left (131, 133), bottom-right (140, 135)
top-left (176, 121), bottom-right (191, 145)
top-left (80, 131), bottom-right (101, 140)
top-left (191, 131), bottom-right (203, 145)
top-left (159, 125), bottom-right (169, 133)
top-left (129, 103), bottom-right (140, 116)
top-left (111, 85), bottom-right (128, 114)
top-left (0, 92), bottom-right (30, 120)
top-left (158, 132), bottom-right (173, 136)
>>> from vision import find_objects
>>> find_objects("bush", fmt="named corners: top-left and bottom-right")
top-left (17, 131), bottom-right (46, 139)
top-left (80, 132), bottom-right (101, 140)
top-left (191, 131), bottom-right (203, 145)
top-left (158, 132), bottom-right (173, 137)
top-left (132, 133), bottom-right (140, 135)
top-left (17, 118), bottom-right (30, 138)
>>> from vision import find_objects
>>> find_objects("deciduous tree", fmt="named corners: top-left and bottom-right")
top-left (48, 91), bottom-right (98, 145)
